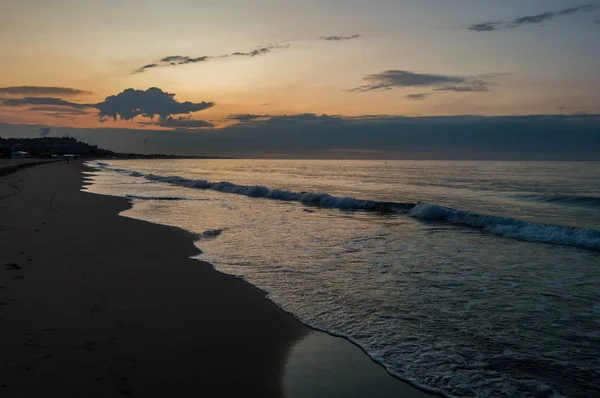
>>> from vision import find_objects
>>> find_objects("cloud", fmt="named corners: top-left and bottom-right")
top-left (39, 127), bottom-right (51, 136)
top-left (319, 35), bottom-right (360, 41)
top-left (161, 55), bottom-right (211, 64)
top-left (224, 45), bottom-right (289, 58)
top-left (95, 87), bottom-right (215, 121)
top-left (469, 4), bottom-right (597, 32)
top-left (595, 16), bottom-right (600, 24)
top-left (467, 22), bottom-right (504, 32)
top-left (134, 63), bottom-right (159, 73)
top-left (47, 113), bottom-right (76, 120)
top-left (7, 114), bottom-right (598, 160)
top-left (133, 56), bottom-right (210, 73)
top-left (405, 93), bottom-right (431, 100)
top-left (1, 97), bottom-right (89, 108)
top-left (154, 116), bottom-right (214, 129)
top-left (133, 45), bottom-right (290, 73)
top-left (0, 86), bottom-right (92, 97)
top-left (350, 70), bottom-right (497, 93)
top-left (27, 105), bottom-right (89, 115)
top-left (28, 105), bottom-right (89, 120)
top-left (2, 87), bottom-right (216, 128)
top-left (228, 114), bottom-right (270, 121)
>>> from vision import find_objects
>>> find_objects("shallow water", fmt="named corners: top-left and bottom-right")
top-left (85, 159), bottom-right (600, 397)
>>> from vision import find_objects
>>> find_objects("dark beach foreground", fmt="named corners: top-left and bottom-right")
top-left (0, 161), bottom-right (434, 397)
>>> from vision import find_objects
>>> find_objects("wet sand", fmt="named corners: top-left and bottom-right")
top-left (0, 161), bottom-right (435, 397)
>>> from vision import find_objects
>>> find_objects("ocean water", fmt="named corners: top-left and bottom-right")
top-left (84, 159), bottom-right (600, 397)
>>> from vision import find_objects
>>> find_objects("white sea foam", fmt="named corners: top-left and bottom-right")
top-left (409, 203), bottom-right (600, 251)
top-left (90, 162), bottom-right (410, 212)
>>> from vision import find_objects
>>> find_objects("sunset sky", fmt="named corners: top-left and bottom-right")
top-left (1, 0), bottom-right (599, 158)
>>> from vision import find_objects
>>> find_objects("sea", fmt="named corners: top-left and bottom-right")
top-left (84, 159), bottom-right (600, 398)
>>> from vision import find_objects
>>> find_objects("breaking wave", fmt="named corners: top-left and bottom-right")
top-left (511, 193), bottom-right (600, 209)
top-left (409, 203), bottom-right (600, 251)
top-left (90, 162), bottom-right (600, 251)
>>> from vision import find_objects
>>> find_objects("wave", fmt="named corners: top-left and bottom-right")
top-left (409, 203), bottom-right (600, 251)
top-left (137, 172), bottom-right (414, 212)
top-left (511, 193), bottom-right (600, 209)
top-left (89, 162), bottom-right (600, 251)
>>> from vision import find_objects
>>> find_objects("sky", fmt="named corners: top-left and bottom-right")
top-left (1, 0), bottom-right (599, 158)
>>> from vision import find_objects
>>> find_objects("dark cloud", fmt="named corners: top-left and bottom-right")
top-left (405, 93), bottom-right (431, 100)
top-left (468, 22), bottom-right (503, 32)
top-left (228, 114), bottom-right (270, 121)
top-left (510, 4), bottom-right (596, 26)
top-left (134, 63), bottom-right (159, 73)
top-left (154, 116), bottom-right (214, 129)
top-left (319, 35), bottom-right (360, 41)
top-left (95, 87), bottom-right (215, 121)
top-left (469, 4), bottom-right (597, 32)
top-left (5, 114), bottom-right (598, 160)
top-left (133, 45), bottom-right (290, 74)
top-left (350, 70), bottom-right (497, 93)
top-left (225, 46), bottom-right (284, 57)
top-left (1, 97), bottom-right (89, 108)
top-left (161, 55), bottom-right (211, 64)
top-left (39, 127), bottom-right (51, 137)
top-left (2, 87), bottom-right (215, 128)
top-left (0, 86), bottom-right (92, 97)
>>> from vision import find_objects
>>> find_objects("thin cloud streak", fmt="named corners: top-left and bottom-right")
top-left (26, 105), bottom-right (90, 115)
top-left (156, 116), bottom-right (214, 129)
top-left (468, 4), bottom-right (597, 31)
top-left (227, 114), bottom-right (270, 122)
top-left (319, 35), bottom-right (360, 41)
top-left (468, 22), bottom-right (504, 32)
top-left (133, 44), bottom-right (290, 74)
top-left (1, 97), bottom-right (90, 108)
top-left (0, 86), bottom-right (92, 96)
top-left (139, 116), bottom-right (214, 130)
top-left (405, 93), bottom-right (431, 100)
top-left (350, 70), bottom-right (498, 93)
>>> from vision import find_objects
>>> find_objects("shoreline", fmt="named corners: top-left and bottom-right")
top-left (1, 161), bottom-right (436, 397)
top-left (0, 159), bottom-right (61, 176)
top-left (85, 164), bottom-right (442, 397)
